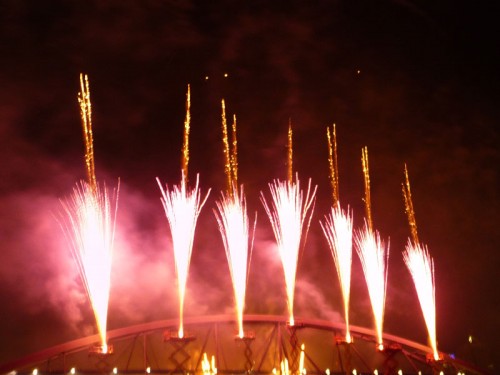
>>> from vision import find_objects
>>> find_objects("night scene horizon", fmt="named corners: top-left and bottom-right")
top-left (0, 1), bottom-right (498, 373)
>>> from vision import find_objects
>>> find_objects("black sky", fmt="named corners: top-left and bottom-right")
top-left (0, 0), bottom-right (498, 371)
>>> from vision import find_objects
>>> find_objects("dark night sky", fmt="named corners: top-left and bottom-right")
top-left (0, 0), bottom-right (498, 371)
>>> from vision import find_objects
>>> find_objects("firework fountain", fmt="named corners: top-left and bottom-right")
top-left (260, 123), bottom-right (317, 327)
top-left (156, 85), bottom-right (210, 339)
top-left (319, 124), bottom-right (354, 344)
top-left (354, 147), bottom-right (389, 351)
top-left (60, 74), bottom-right (119, 354)
top-left (214, 100), bottom-right (255, 339)
top-left (401, 165), bottom-right (440, 361)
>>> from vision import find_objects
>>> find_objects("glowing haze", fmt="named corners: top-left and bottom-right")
top-left (260, 176), bottom-right (316, 326)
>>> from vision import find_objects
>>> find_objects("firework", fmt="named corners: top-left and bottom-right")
top-left (320, 206), bottom-right (353, 343)
top-left (215, 101), bottom-right (254, 338)
top-left (60, 181), bottom-right (119, 353)
top-left (157, 175), bottom-right (210, 338)
top-left (355, 147), bottom-right (389, 350)
top-left (320, 124), bottom-right (354, 343)
top-left (403, 241), bottom-right (438, 360)
top-left (402, 165), bottom-right (439, 360)
top-left (60, 74), bottom-right (119, 353)
top-left (157, 85), bottom-right (210, 338)
top-left (261, 176), bottom-right (316, 326)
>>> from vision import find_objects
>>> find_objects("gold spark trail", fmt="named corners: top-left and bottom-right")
top-left (61, 74), bottom-right (120, 353)
top-left (216, 101), bottom-right (254, 337)
top-left (402, 166), bottom-right (439, 360)
top-left (355, 147), bottom-right (389, 350)
top-left (361, 147), bottom-right (373, 232)
top-left (320, 125), bottom-right (353, 343)
top-left (78, 74), bottom-right (97, 192)
top-left (181, 85), bottom-right (191, 184)
top-left (326, 124), bottom-right (339, 206)
top-left (402, 164), bottom-right (419, 244)
top-left (287, 121), bottom-right (293, 184)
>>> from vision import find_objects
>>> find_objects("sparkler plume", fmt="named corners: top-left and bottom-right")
top-left (356, 147), bottom-right (389, 349)
top-left (403, 241), bottom-right (439, 361)
top-left (216, 101), bottom-right (255, 338)
top-left (321, 124), bottom-right (353, 343)
top-left (157, 174), bottom-right (210, 338)
top-left (60, 180), bottom-right (119, 353)
top-left (214, 185), bottom-right (254, 338)
top-left (261, 176), bottom-right (317, 326)
top-left (60, 74), bottom-right (119, 353)
top-left (181, 85), bottom-right (191, 184)
top-left (402, 166), bottom-right (439, 360)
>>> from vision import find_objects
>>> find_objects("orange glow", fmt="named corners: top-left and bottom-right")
top-left (157, 174), bottom-right (210, 338)
top-left (214, 185), bottom-right (253, 338)
top-left (320, 203), bottom-right (353, 343)
top-left (355, 223), bottom-right (389, 349)
top-left (60, 180), bottom-right (119, 350)
top-left (403, 240), bottom-right (439, 361)
top-left (261, 176), bottom-right (317, 325)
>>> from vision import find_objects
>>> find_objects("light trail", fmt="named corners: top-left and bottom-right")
top-left (261, 176), bottom-right (317, 326)
top-left (157, 174), bottom-right (210, 338)
top-left (320, 205), bottom-right (353, 343)
top-left (356, 147), bottom-right (389, 350)
top-left (403, 241), bottom-right (439, 361)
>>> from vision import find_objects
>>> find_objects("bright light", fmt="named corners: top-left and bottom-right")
top-left (325, 369), bottom-right (330, 375)
top-left (261, 176), bottom-right (316, 325)
top-left (214, 185), bottom-right (252, 338)
top-left (398, 370), bottom-right (403, 375)
top-left (352, 370), bottom-right (357, 375)
top-left (374, 370), bottom-right (378, 375)
top-left (320, 203), bottom-right (353, 342)
top-left (146, 367), bottom-right (151, 374)
top-left (403, 240), bottom-right (438, 361)
top-left (157, 174), bottom-right (210, 338)
top-left (113, 368), bottom-right (118, 374)
top-left (70, 368), bottom-right (76, 375)
top-left (468, 335), bottom-right (473, 344)
top-left (355, 224), bottom-right (389, 349)
top-left (32, 369), bottom-right (38, 375)
top-left (60, 181), bottom-right (119, 349)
